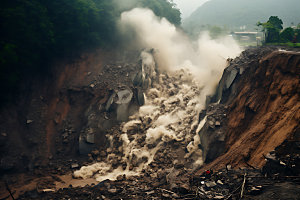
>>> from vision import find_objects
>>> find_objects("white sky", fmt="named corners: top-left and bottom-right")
top-left (172, 0), bottom-right (211, 19)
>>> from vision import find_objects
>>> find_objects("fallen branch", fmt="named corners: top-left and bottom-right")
top-left (240, 173), bottom-right (247, 199)
top-left (5, 180), bottom-right (15, 200)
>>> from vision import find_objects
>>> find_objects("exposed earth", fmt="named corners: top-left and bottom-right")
top-left (0, 46), bottom-right (299, 199)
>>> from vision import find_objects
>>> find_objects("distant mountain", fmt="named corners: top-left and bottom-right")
top-left (183, 0), bottom-right (300, 32)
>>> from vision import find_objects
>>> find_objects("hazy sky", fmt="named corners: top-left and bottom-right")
top-left (172, 0), bottom-right (210, 19)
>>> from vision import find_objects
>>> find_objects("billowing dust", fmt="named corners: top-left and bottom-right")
top-left (74, 8), bottom-right (241, 183)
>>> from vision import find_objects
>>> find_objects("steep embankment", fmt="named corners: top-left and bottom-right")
top-left (0, 49), bottom-right (142, 174)
top-left (201, 49), bottom-right (300, 171)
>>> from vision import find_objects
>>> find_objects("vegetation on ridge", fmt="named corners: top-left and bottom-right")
top-left (257, 16), bottom-right (300, 44)
top-left (0, 0), bottom-right (181, 105)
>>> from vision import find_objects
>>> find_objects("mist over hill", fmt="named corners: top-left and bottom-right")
top-left (183, 0), bottom-right (300, 32)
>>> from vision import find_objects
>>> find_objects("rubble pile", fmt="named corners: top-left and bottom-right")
top-left (19, 160), bottom-right (300, 199)
top-left (6, 46), bottom-right (300, 199)
top-left (73, 67), bottom-right (206, 182)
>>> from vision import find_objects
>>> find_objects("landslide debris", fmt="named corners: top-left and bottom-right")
top-left (4, 47), bottom-right (300, 199)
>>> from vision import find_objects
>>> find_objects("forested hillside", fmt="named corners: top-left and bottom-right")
top-left (184, 0), bottom-right (300, 32)
top-left (0, 0), bottom-right (181, 105)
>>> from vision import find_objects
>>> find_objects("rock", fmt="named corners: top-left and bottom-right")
top-left (42, 189), bottom-right (55, 192)
top-left (90, 83), bottom-right (95, 88)
top-left (146, 190), bottom-right (155, 195)
top-left (86, 133), bottom-right (95, 144)
top-left (226, 165), bottom-right (232, 170)
top-left (279, 161), bottom-right (286, 166)
top-left (214, 195), bottom-right (225, 199)
top-left (26, 119), bottom-right (33, 124)
top-left (105, 92), bottom-right (116, 111)
top-left (108, 188), bottom-right (117, 193)
top-left (208, 121), bottom-right (215, 126)
top-left (79, 135), bottom-right (94, 155)
top-left (133, 72), bottom-right (143, 87)
top-left (215, 121), bottom-right (221, 126)
top-left (107, 148), bottom-right (112, 154)
top-left (115, 88), bottom-right (133, 105)
top-left (162, 193), bottom-right (170, 198)
top-left (217, 180), bottom-right (224, 185)
top-left (265, 151), bottom-right (276, 161)
top-left (115, 87), bottom-right (133, 121)
top-left (225, 69), bottom-right (238, 89)
top-left (137, 88), bottom-right (145, 106)
top-left (205, 181), bottom-right (217, 188)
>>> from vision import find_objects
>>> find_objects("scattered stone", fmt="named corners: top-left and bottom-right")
top-left (146, 190), bottom-right (155, 195)
top-left (279, 161), bottom-right (286, 166)
top-left (42, 189), bottom-right (55, 192)
top-left (71, 163), bottom-right (79, 169)
top-left (214, 195), bottom-right (224, 199)
top-left (205, 181), bottom-right (217, 188)
top-left (265, 151), bottom-right (276, 161)
top-left (226, 165), bottom-right (232, 171)
top-left (105, 92), bottom-right (116, 111)
top-left (86, 133), bottom-right (95, 144)
top-left (208, 120), bottom-right (215, 126)
top-left (26, 119), bottom-right (33, 124)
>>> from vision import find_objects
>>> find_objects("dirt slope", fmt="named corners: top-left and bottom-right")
top-left (200, 50), bottom-right (300, 171)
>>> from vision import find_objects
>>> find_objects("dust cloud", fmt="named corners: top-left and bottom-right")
top-left (74, 8), bottom-right (241, 182)
top-left (120, 8), bottom-right (241, 98)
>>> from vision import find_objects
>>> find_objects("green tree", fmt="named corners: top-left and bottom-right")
top-left (280, 27), bottom-right (295, 42)
top-left (257, 16), bottom-right (283, 43)
top-left (0, 0), bottom-right (181, 105)
top-left (140, 0), bottom-right (181, 26)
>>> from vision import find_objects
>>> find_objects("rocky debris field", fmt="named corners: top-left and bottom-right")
top-left (19, 136), bottom-right (300, 200)
top-left (18, 153), bottom-right (300, 200)
top-left (2, 46), bottom-right (300, 199)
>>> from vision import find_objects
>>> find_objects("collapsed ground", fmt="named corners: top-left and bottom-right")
top-left (0, 47), bottom-right (299, 199)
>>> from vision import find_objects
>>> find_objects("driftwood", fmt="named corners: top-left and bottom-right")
top-left (240, 173), bottom-right (247, 199)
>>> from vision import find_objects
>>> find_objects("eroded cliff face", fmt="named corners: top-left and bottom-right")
top-left (0, 49), bottom-right (148, 173)
top-left (200, 49), bottom-right (300, 171)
